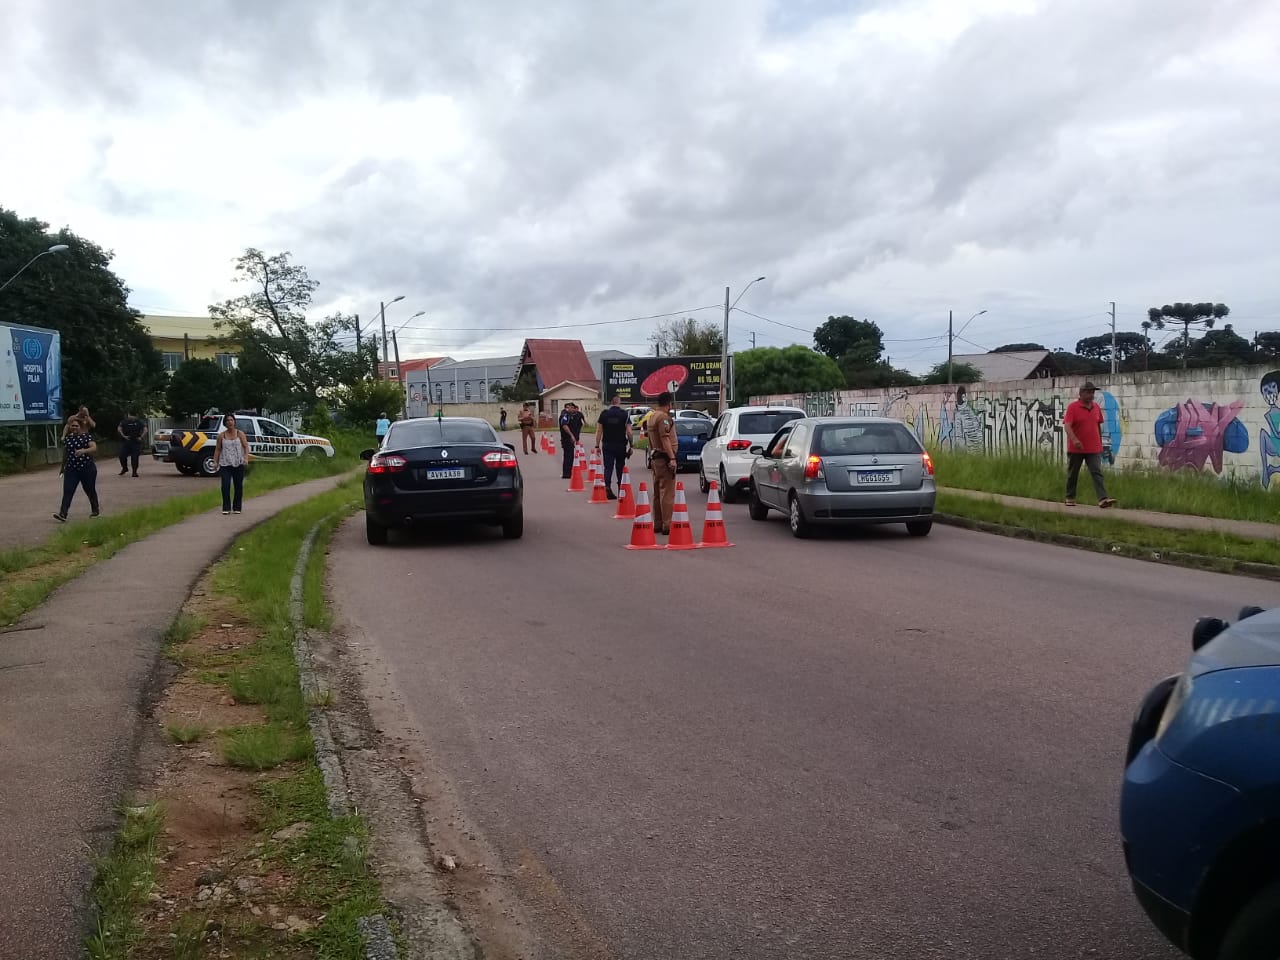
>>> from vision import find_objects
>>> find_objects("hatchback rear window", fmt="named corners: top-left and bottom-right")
top-left (676, 420), bottom-right (711, 436)
top-left (737, 411), bottom-right (803, 435)
top-left (813, 423), bottom-right (922, 456)
top-left (388, 421), bottom-right (498, 447)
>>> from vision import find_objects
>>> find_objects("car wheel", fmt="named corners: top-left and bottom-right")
top-left (365, 514), bottom-right (388, 546)
top-left (302, 446), bottom-right (325, 460)
top-left (748, 484), bottom-right (770, 521)
top-left (176, 463), bottom-right (197, 476)
top-left (1219, 881), bottom-right (1280, 960)
top-left (200, 454), bottom-right (218, 477)
top-left (906, 520), bottom-right (933, 537)
top-left (699, 467), bottom-right (709, 495)
top-left (788, 494), bottom-right (811, 539)
top-left (501, 508), bottom-right (524, 540)
top-left (719, 467), bottom-right (737, 503)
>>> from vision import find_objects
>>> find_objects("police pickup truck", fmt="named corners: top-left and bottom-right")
top-left (165, 412), bottom-right (334, 476)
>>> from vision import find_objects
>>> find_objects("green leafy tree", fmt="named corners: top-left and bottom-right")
top-left (0, 207), bottom-right (166, 426)
top-left (922, 361), bottom-right (984, 385)
top-left (991, 342), bottom-right (1046, 353)
top-left (1050, 350), bottom-right (1108, 375)
top-left (650, 318), bottom-right (723, 357)
top-left (232, 339), bottom-right (295, 412)
top-left (1147, 302), bottom-right (1229, 369)
top-left (337, 378), bottom-right (406, 429)
top-left (812, 316), bottom-right (884, 365)
top-left (1075, 332), bottom-right (1150, 369)
top-left (490, 378), bottom-right (539, 403)
top-left (1255, 331), bottom-right (1280, 360)
top-left (733, 346), bottom-right (844, 401)
top-left (210, 249), bottom-right (375, 409)
top-left (841, 359), bottom-right (920, 388)
top-left (1186, 324), bottom-right (1255, 368)
top-left (165, 358), bottom-right (240, 419)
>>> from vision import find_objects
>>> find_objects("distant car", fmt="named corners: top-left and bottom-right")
top-left (699, 405), bottom-right (806, 501)
top-left (674, 419), bottom-right (711, 472)
top-left (673, 409), bottom-right (713, 421)
top-left (627, 406), bottom-right (651, 428)
top-left (167, 412), bottom-right (334, 477)
top-left (1121, 605), bottom-right (1280, 960)
top-left (745, 417), bottom-right (936, 538)
top-left (361, 417), bottom-right (523, 544)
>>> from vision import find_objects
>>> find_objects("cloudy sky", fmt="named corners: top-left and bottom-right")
top-left (3, 0), bottom-right (1277, 372)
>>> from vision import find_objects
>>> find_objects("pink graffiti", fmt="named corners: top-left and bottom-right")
top-left (1157, 399), bottom-right (1245, 473)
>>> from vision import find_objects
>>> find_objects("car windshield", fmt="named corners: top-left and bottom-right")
top-left (197, 416), bottom-right (223, 431)
top-left (676, 420), bottom-right (711, 436)
top-left (738, 411), bottom-right (802, 435)
top-left (813, 423), bottom-right (922, 456)
top-left (388, 421), bottom-right (498, 447)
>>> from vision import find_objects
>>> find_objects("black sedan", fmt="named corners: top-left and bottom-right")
top-left (361, 417), bottom-right (524, 544)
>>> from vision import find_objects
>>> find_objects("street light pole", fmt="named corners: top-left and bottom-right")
top-left (720, 276), bottom-right (766, 411)
top-left (947, 308), bottom-right (986, 384)
top-left (0, 244), bottom-right (70, 294)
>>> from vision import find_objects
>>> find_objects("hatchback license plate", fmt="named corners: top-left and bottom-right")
top-left (427, 468), bottom-right (466, 480)
top-left (686, 453), bottom-right (701, 461)
top-left (855, 470), bottom-right (895, 484)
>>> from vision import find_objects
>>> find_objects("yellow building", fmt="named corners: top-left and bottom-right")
top-left (141, 314), bottom-right (238, 374)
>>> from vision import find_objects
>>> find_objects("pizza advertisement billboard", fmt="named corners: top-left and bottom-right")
top-left (602, 356), bottom-right (723, 404)
top-left (1, 322), bottom-right (62, 424)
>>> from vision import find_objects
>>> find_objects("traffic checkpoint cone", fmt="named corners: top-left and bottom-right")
top-left (613, 466), bottom-right (636, 519)
top-left (696, 480), bottom-right (734, 548)
top-left (567, 445), bottom-right (586, 492)
top-left (665, 482), bottom-right (696, 551)
top-left (625, 483), bottom-right (660, 550)
top-left (545, 434), bottom-right (556, 456)
top-left (587, 448), bottom-right (600, 486)
top-left (588, 468), bottom-right (610, 504)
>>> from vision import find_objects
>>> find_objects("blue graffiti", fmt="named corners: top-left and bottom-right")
top-left (1262, 371), bottom-right (1280, 490)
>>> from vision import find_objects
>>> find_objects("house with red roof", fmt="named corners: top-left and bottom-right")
top-left (518, 339), bottom-right (601, 394)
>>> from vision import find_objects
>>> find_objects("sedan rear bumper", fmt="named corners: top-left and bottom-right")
top-left (365, 487), bottom-right (521, 525)
top-left (796, 487), bottom-right (936, 523)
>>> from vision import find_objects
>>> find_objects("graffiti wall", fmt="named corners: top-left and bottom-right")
top-left (756, 364), bottom-right (1280, 488)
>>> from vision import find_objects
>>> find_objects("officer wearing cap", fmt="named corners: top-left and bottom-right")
top-left (645, 391), bottom-right (677, 535)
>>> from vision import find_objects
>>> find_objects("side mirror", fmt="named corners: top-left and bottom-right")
top-left (359, 449), bottom-right (375, 461)
top-left (1192, 616), bottom-right (1228, 651)
top-left (749, 445), bottom-right (765, 455)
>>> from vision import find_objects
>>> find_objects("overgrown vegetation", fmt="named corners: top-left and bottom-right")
top-left (85, 802), bottom-right (165, 959)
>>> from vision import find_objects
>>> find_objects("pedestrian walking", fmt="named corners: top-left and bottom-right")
top-left (1063, 381), bottom-right (1117, 508)
top-left (53, 415), bottom-right (100, 521)
top-left (117, 408), bottom-right (147, 477)
top-left (645, 392), bottom-right (677, 535)
top-left (559, 402), bottom-right (586, 478)
top-left (375, 412), bottom-right (391, 446)
top-left (214, 414), bottom-right (251, 515)
top-left (595, 394), bottom-right (632, 500)
top-left (518, 404), bottom-right (536, 454)
top-left (499, 407), bottom-right (508, 431)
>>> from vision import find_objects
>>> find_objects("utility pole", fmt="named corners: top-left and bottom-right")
top-left (1110, 301), bottom-right (1117, 375)
top-left (380, 301), bottom-right (389, 380)
top-left (391, 330), bottom-right (406, 419)
top-left (749, 331), bottom-right (756, 348)
top-left (353, 312), bottom-right (363, 376)
top-left (946, 309), bottom-right (954, 385)
top-left (719, 286), bottom-right (730, 412)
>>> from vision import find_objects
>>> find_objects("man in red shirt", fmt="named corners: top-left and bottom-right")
top-left (1063, 381), bottom-right (1117, 508)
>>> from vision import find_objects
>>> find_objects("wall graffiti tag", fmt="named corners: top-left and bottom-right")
top-left (1261, 372), bottom-right (1280, 490)
top-left (1154, 399), bottom-right (1249, 474)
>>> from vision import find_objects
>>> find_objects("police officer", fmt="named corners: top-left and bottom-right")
top-left (117, 408), bottom-right (147, 477)
top-left (559, 402), bottom-right (585, 478)
top-left (595, 394), bottom-right (632, 499)
top-left (646, 391), bottom-right (677, 535)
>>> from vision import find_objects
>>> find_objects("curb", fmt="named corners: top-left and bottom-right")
top-left (934, 512), bottom-right (1280, 582)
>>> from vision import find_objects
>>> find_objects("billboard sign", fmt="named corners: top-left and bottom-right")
top-left (602, 356), bottom-right (723, 404)
top-left (1, 322), bottom-right (62, 424)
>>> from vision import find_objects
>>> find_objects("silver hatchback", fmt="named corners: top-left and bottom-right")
top-left (746, 417), bottom-right (936, 538)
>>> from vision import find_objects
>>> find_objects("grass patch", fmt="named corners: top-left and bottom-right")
top-left (84, 801), bottom-right (164, 959)
top-left (933, 449), bottom-right (1280, 523)
top-left (937, 491), bottom-right (1280, 571)
top-left (163, 612), bottom-right (206, 648)
top-left (220, 723), bottom-right (314, 770)
top-left (165, 723), bottom-right (207, 745)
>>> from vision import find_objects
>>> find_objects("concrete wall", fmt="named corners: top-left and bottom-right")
top-left (754, 364), bottom-right (1280, 489)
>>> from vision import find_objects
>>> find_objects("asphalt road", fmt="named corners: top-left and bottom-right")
top-left (328, 448), bottom-right (1280, 960)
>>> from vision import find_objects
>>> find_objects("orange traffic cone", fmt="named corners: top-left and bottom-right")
top-left (545, 434), bottom-right (556, 456)
top-left (614, 466), bottom-right (636, 519)
top-left (586, 448), bottom-right (600, 485)
top-left (665, 482), bottom-right (696, 550)
top-left (588, 468), bottom-right (610, 504)
top-left (696, 480), bottom-right (734, 548)
top-left (567, 445), bottom-right (586, 492)
top-left (625, 483), bottom-right (659, 550)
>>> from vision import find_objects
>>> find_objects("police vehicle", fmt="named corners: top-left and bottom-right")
top-left (166, 412), bottom-right (335, 476)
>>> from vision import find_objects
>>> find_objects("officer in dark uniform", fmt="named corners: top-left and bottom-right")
top-left (559, 402), bottom-right (585, 478)
top-left (117, 408), bottom-right (148, 477)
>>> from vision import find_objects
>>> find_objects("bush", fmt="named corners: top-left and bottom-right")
top-left (337, 379), bottom-right (404, 430)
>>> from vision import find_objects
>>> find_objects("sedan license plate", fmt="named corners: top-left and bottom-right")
top-left (855, 470), bottom-right (895, 485)
top-left (687, 453), bottom-right (702, 461)
top-left (427, 468), bottom-right (466, 480)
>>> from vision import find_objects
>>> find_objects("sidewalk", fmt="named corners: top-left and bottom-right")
top-left (942, 487), bottom-right (1280, 541)
top-left (0, 473), bottom-right (351, 960)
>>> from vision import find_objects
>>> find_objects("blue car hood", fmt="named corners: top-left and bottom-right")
top-left (1192, 607), bottom-right (1280, 677)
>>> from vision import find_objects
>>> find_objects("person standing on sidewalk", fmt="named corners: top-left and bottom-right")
top-left (214, 414), bottom-right (250, 515)
top-left (595, 394), bottom-right (632, 500)
top-left (559, 402), bottom-right (585, 479)
top-left (646, 391), bottom-right (678, 535)
top-left (54, 415), bottom-right (100, 521)
top-left (375, 412), bottom-right (391, 447)
top-left (1063, 381), bottom-right (1117, 508)
top-left (499, 407), bottom-right (508, 431)
top-left (116, 408), bottom-right (147, 477)
top-left (518, 404), bottom-right (536, 454)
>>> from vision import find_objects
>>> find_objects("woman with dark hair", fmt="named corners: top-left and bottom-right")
top-left (213, 414), bottom-right (250, 515)
top-left (54, 415), bottom-right (100, 521)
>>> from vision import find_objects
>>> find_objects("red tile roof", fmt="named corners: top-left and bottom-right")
top-left (377, 357), bottom-right (449, 380)
top-left (520, 339), bottom-right (600, 392)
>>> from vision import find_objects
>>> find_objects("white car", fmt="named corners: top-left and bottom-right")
top-left (673, 409), bottom-right (713, 421)
top-left (699, 405), bottom-right (806, 501)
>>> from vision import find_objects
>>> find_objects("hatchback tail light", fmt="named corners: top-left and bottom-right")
top-left (726, 439), bottom-right (753, 451)
top-left (922, 451), bottom-right (935, 476)
top-left (482, 450), bottom-right (519, 468)
top-left (368, 453), bottom-right (407, 474)
top-left (804, 455), bottom-right (825, 480)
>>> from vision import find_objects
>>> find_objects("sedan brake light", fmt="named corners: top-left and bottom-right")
top-left (482, 450), bottom-right (519, 468)
top-left (368, 453), bottom-right (407, 474)
top-left (726, 439), bottom-right (753, 451)
top-left (804, 455), bottom-right (825, 480)
top-left (922, 451), bottom-right (935, 476)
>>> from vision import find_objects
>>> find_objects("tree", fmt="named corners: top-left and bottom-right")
top-left (1147, 302), bottom-right (1229, 369)
top-left (232, 339), bottom-right (295, 412)
top-left (1051, 350), bottom-right (1108, 375)
top-left (733, 346), bottom-right (844, 401)
top-left (337, 378), bottom-right (405, 429)
top-left (812, 316), bottom-right (884, 365)
top-left (650, 318), bottom-right (722, 357)
top-left (991, 343), bottom-right (1046, 353)
top-left (490, 379), bottom-right (539, 403)
top-left (209, 249), bottom-right (375, 410)
top-left (840, 359), bottom-right (920, 388)
top-left (1075, 332), bottom-right (1150, 369)
top-left (165, 358), bottom-right (239, 419)
top-left (0, 206), bottom-right (166, 426)
top-left (922, 361), bottom-right (984, 385)
top-left (1187, 324), bottom-right (1255, 368)
top-left (1255, 332), bottom-right (1280, 360)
